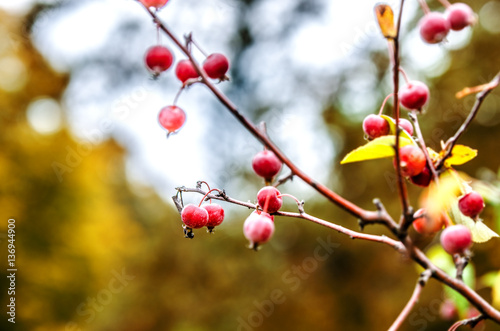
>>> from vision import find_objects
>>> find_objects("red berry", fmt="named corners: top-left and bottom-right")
top-left (257, 186), bottom-right (283, 214)
top-left (445, 3), bottom-right (475, 31)
top-left (158, 105), bottom-right (186, 133)
top-left (139, 0), bottom-right (169, 9)
top-left (419, 12), bottom-right (450, 44)
top-left (145, 45), bottom-right (174, 76)
top-left (440, 225), bottom-right (472, 255)
top-left (252, 150), bottom-right (282, 181)
top-left (458, 191), bottom-right (485, 218)
top-left (410, 163), bottom-right (432, 187)
top-left (412, 208), bottom-right (443, 234)
top-left (395, 145), bottom-right (426, 177)
top-left (440, 300), bottom-right (458, 321)
top-left (243, 211), bottom-right (275, 249)
top-left (202, 53), bottom-right (229, 79)
top-left (181, 204), bottom-right (209, 229)
top-left (175, 59), bottom-right (200, 83)
top-left (201, 203), bottom-right (225, 230)
top-left (399, 118), bottom-right (414, 136)
top-left (362, 115), bottom-right (390, 139)
top-left (400, 81), bottom-right (430, 110)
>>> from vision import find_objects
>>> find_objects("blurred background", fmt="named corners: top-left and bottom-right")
top-left (1, 0), bottom-right (500, 330)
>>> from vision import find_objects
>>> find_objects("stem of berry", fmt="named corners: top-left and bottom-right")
top-left (189, 35), bottom-right (209, 57)
top-left (437, 0), bottom-right (451, 8)
top-left (277, 193), bottom-right (301, 206)
top-left (398, 67), bottom-right (410, 85)
top-left (198, 188), bottom-right (220, 207)
top-left (408, 112), bottom-right (439, 183)
top-left (417, 0), bottom-right (431, 15)
top-left (377, 93), bottom-right (395, 116)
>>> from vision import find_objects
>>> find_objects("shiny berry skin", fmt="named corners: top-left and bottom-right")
top-left (458, 191), bottom-right (485, 218)
top-left (257, 186), bottom-right (283, 214)
top-left (145, 45), bottom-right (174, 76)
top-left (445, 3), bottom-right (475, 31)
top-left (175, 59), bottom-right (200, 83)
top-left (252, 150), bottom-right (282, 181)
top-left (410, 163), bottom-right (432, 187)
top-left (362, 115), bottom-right (390, 139)
top-left (440, 225), bottom-right (472, 255)
top-left (202, 203), bottom-right (225, 229)
top-left (399, 118), bottom-right (414, 136)
top-left (158, 105), bottom-right (186, 133)
top-left (243, 211), bottom-right (275, 249)
top-left (412, 208), bottom-right (443, 234)
top-left (400, 81), bottom-right (430, 110)
top-left (181, 204), bottom-right (209, 229)
top-left (140, 0), bottom-right (169, 9)
top-left (395, 145), bottom-right (426, 177)
top-left (203, 53), bottom-right (229, 79)
top-left (419, 12), bottom-right (450, 44)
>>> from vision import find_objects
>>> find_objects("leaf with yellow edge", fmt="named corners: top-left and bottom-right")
top-left (374, 4), bottom-right (397, 39)
top-left (450, 201), bottom-right (499, 243)
top-left (443, 145), bottom-right (477, 168)
top-left (340, 135), bottom-right (412, 164)
top-left (380, 115), bottom-right (415, 142)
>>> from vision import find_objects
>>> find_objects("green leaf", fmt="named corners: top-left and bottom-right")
top-left (443, 145), bottom-right (478, 168)
top-left (450, 201), bottom-right (499, 243)
top-left (427, 245), bottom-right (476, 317)
top-left (340, 135), bottom-right (413, 164)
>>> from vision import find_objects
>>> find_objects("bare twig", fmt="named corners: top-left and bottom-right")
top-left (388, 269), bottom-right (432, 331)
top-left (454, 254), bottom-right (470, 281)
top-left (409, 112), bottom-right (440, 183)
top-left (273, 172), bottom-right (294, 187)
top-left (448, 314), bottom-right (485, 331)
top-left (437, 72), bottom-right (500, 170)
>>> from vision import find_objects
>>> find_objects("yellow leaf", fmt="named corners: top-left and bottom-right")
top-left (380, 115), bottom-right (415, 142)
top-left (421, 171), bottom-right (462, 221)
top-left (443, 145), bottom-right (477, 168)
top-left (374, 4), bottom-right (397, 39)
top-left (341, 135), bottom-right (413, 164)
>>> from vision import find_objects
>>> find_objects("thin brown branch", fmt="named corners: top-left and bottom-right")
top-left (448, 314), bottom-right (485, 331)
top-left (391, 0), bottom-right (412, 230)
top-left (388, 270), bottom-right (432, 331)
top-left (142, 6), bottom-right (387, 223)
top-left (437, 72), bottom-right (500, 170)
top-left (409, 112), bottom-right (439, 183)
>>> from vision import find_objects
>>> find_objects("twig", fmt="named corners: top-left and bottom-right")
top-left (454, 254), bottom-right (470, 281)
top-left (273, 172), bottom-right (294, 187)
top-left (388, 269), bottom-right (432, 331)
top-left (437, 72), bottom-right (500, 170)
top-left (408, 112), bottom-right (439, 183)
top-left (448, 314), bottom-right (485, 331)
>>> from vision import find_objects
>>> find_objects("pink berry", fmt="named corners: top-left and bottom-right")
top-left (440, 225), bottom-right (472, 255)
top-left (394, 145), bottom-right (426, 177)
top-left (243, 211), bottom-right (275, 250)
top-left (257, 186), bottom-right (283, 214)
top-left (201, 203), bottom-right (225, 230)
top-left (400, 81), bottom-right (430, 110)
top-left (158, 105), bottom-right (186, 133)
top-left (445, 3), bottom-right (475, 31)
top-left (362, 115), bottom-right (390, 139)
top-left (202, 53), bottom-right (229, 79)
top-left (399, 118), bottom-right (414, 136)
top-left (412, 208), bottom-right (443, 234)
top-left (458, 191), bottom-right (485, 218)
top-left (252, 150), bottom-right (282, 181)
top-left (145, 45), bottom-right (174, 76)
top-left (175, 59), bottom-right (200, 83)
top-left (419, 12), bottom-right (450, 44)
top-left (139, 0), bottom-right (169, 9)
top-left (410, 163), bottom-right (432, 187)
top-left (440, 300), bottom-right (458, 321)
top-left (181, 204), bottom-right (209, 229)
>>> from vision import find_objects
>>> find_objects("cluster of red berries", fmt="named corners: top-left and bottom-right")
top-left (243, 150), bottom-right (284, 250)
top-left (180, 188), bottom-right (225, 238)
top-left (419, 3), bottom-right (476, 44)
top-left (141, 14), bottom-right (230, 136)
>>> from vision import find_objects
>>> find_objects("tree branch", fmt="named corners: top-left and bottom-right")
top-left (388, 269), bottom-right (432, 331)
top-left (437, 72), bottom-right (500, 170)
